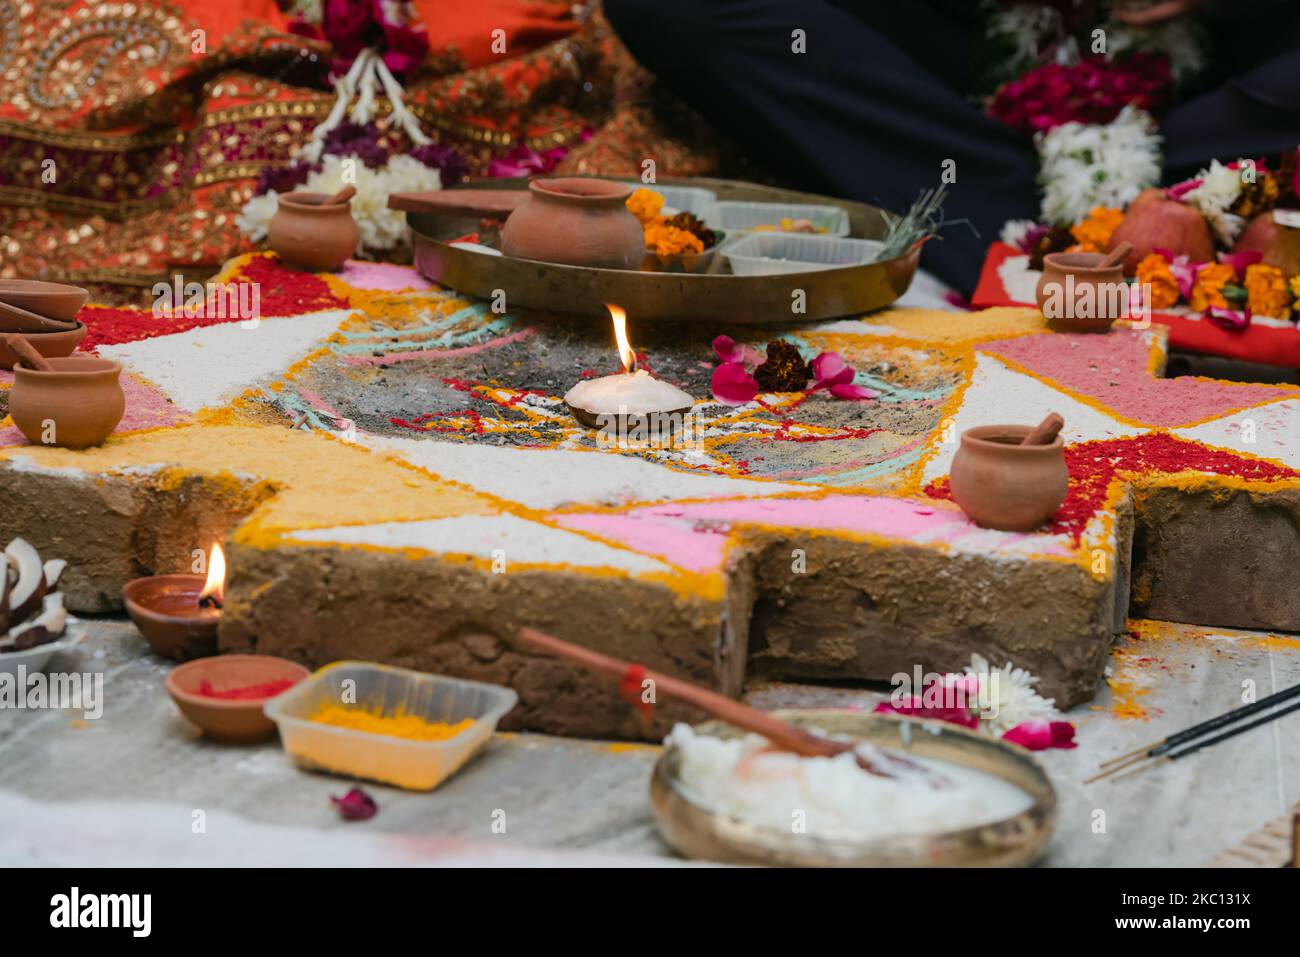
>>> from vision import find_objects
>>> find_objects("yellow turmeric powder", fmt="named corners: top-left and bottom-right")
top-left (310, 705), bottom-right (474, 741)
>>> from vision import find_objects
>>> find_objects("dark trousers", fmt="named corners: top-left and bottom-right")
top-left (605, 0), bottom-right (1300, 293)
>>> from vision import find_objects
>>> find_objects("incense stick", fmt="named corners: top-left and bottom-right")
top-left (1091, 685), bottom-right (1300, 783)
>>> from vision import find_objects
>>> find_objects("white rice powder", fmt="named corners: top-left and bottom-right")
top-left (668, 723), bottom-right (1033, 839)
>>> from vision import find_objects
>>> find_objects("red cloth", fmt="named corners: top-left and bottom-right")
top-left (973, 243), bottom-right (1300, 369)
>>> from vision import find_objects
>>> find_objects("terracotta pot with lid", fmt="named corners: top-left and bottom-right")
top-left (500, 177), bottom-right (645, 269)
top-left (949, 423), bottom-right (1068, 532)
top-left (268, 191), bottom-right (361, 271)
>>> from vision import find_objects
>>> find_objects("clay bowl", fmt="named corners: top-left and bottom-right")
top-left (1034, 252), bottom-right (1126, 333)
top-left (123, 574), bottom-right (222, 661)
top-left (0, 279), bottom-right (89, 322)
top-left (9, 355), bottom-right (124, 449)
top-left (0, 297), bottom-right (81, 335)
top-left (641, 236), bottom-right (724, 275)
top-left (948, 424), bottom-right (1068, 532)
top-left (0, 321), bottom-right (87, 370)
top-left (165, 654), bottom-right (310, 744)
top-left (267, 191), bottom-right (360, 272)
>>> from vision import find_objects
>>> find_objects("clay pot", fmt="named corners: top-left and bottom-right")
top-left (268, 192), bottom-right (360, 271)
top-left (1035, 252), bottom-right (1126, 333)
top-left (165, 654), bottom-right (309, 744)
top-left (0, 279), bottom-right (88, 322)
top-left (9, 355), bottom-right (124, 449)
top-left (0, 321), bottom-right (87, 370)
top-left (123, 574), bottom-right (221, 661)
top-left (500, 178), bottom-right (645, 269)
top-left (949, 425), bottom-right (1068, 532)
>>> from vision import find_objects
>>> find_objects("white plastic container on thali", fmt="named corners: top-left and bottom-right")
top-left (705, 201), bottom-right (851, 238)
top-left (723, 233), bottom-right (883, 276)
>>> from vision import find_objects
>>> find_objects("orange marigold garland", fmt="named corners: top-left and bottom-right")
top-left (1244, 263), bottom-right (1292, 320)
top-left (1134, 252), bottom-right (1180, 309)
top-left (1189, 261), bottom-right (1235, 312)
top-left (1068, 206), bottom-right (1124, 253)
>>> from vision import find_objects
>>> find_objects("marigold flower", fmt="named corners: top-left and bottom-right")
top-left (1134, 252), bottom-right (1181, 309)
top-left (1289, 274), bottom-right (1300, 302)
top-left (1244, 263), bottom-right (1292, 319)
top-left (626, 187), bottom-right (664, 223)
top-left (1189, 261), bottom-right (1235, 312)
top-left (643, 223), bottom-right (703, 257)
top-left (1070, 207), bottom-right (1124, 254)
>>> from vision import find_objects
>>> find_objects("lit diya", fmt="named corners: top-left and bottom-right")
top-left (564, 304), bottom-right (693, 431)
top-left (123, 542), bottom-right (226, 661)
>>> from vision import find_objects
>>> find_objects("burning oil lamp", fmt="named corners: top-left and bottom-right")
top-left (123, 543), bottom-right (227, 661)
top-left (564, 304), bottom-right (693, 430)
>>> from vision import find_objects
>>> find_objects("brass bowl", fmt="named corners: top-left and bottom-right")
top-left (650, 710), bottom-right (1057, 867)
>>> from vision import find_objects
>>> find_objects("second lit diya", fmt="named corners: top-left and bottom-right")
top-left (564, 304), bottom-right (694, 432)
top-left (123, 542), bottom-right (226, 661)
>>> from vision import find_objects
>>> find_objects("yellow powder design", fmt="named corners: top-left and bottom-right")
top-left (310, 705), bottom-right (475, 741)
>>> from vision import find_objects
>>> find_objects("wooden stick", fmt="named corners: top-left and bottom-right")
top-left (1021, 411), bottom-right (1064, 446)
top-left (5, 334), bottom-right (54, 371)
top-left (1097, 241), bottom-right (1133, 271)
top-left (517, 626), bottom-right (897, 777)
top-left (324, 185), bottom-right (357, 206)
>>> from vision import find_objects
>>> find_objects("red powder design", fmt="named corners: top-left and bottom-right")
top-left (79, 256), bottom-right (348, 349)
top-left (926, 432), bottom-right (1300, 543)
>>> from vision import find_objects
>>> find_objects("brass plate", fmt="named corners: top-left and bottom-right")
top-left (651, 710), bottom-right (1057, 867)
top-left (407, 177), bottom-right (921, 324)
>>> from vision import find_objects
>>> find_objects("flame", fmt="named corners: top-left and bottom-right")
top-left (607, 303), bottom-right (636, 373)
top-left (199, 542), bottom-right (226, 603)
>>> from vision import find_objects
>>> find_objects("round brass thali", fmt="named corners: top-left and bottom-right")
top-left (406, 177), bottom-right (921, 325)
top-left (650, 710), bottom-right (1057, 867)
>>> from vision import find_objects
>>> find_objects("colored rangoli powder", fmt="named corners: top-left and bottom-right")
top-left (309, 706), bottom-right (475, 741)
top-left (197, 678), bottom-right (297, 700)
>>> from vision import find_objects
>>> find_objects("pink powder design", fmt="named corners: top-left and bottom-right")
top-left (552, 494), bottom-right (1074, 572)
top-left (981, 331), bottom-right (1294, 428)
top-left (337, 261), bottom-right (433, 293)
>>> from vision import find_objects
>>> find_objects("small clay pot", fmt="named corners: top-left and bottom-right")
top-left (1034, 252), bottom-right (1126, 333)
top-left (949, 425), bottom-right (1068, 532)
top-left (165, 654), bottom-right (309, 744)
top-left (9, 355), bottom-right (124, 449)
top-left (267, 191), bottom-right (360, 271)
top-left (0, 321), bottom-right (87, 370)
top-left (123, 574), bottom-right (221, 661)
top-left (0, 279), bottom-right (88, 322)
top-left (501, 178), bottom-right (645, 270)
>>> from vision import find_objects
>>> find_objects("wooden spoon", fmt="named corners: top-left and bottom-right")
top-left (1021, 411), bottom-right (1064, 446)
top-left (324, 185), bottom-right (357, 206)
top-left (519, 626), bottom-right (907, 777)
top-left (1097, 241), bottom-right (1133, 271)
top-left (5, 334), bottom-right (54, 371)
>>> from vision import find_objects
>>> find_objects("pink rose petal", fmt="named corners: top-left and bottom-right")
top-left (1216, 249), bottom-right (1263, 280)
top-left (711, 361), bottom-right (759, 405)
top-left (829, 382), bottom-right (880, 400)
top-left (331, 787), bottom-right (378, 821)
top-left (1003, 720), bottom-right (1077, 751)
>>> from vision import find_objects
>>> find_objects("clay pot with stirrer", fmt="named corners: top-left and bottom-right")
top-left (268, 185), bottom-right (361, 272)
top-left (1035, 243), bottom-right (1132, 333)
top-left (949, 412), bottom-right (1068, 532)
top-left (6, 334), bottom-right (124, 449)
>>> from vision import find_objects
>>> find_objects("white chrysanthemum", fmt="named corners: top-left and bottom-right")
top-left (987, 2), bottom-right (1064, 68)
top-left (965, 653), bottom-right (1058, 734)
top-left (1036, 105), bottom-right (1162, 225)
top-left (1183, 160), bottom-right (1246, 246)
top-left (999, 219), bottom-right (1038, 249)
top-left (235, 190), bottom-right (279, 243)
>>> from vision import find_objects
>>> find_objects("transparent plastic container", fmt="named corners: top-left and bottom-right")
top-left (618, 182), bottom-right (716, 216)
top-left (723, 233), bottom-right (883, 276)
top-left (705, 201), bottom-right (850, 237)
top-left (264, 661), bottom-right (518, 791)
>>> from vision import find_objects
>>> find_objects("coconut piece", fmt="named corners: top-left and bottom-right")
top-left (43, 558), bottom-right (67, 591)
top-left (4, 538), bottom-right (45, 627)
top-left (3, 593), bottom-right (67, 651)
